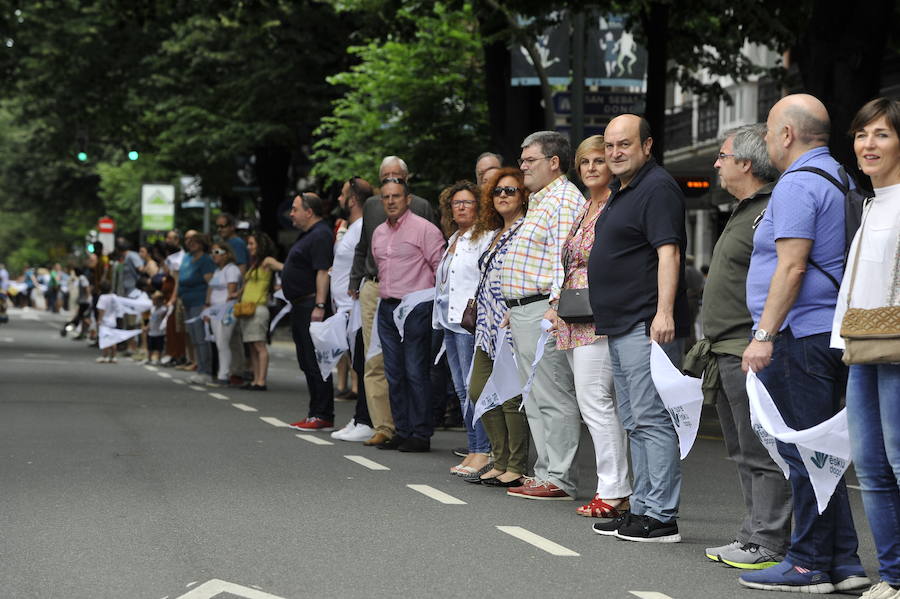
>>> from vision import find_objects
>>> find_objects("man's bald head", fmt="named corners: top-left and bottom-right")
top-left (604, 114), bottom-right (653, 187)
top-left (765, 94), bottom-right (831, 172)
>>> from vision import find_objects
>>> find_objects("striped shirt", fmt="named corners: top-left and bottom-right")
top-left (500, 175), bottom-right (584, 302)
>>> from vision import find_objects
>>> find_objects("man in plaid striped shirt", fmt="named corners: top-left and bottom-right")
top-left (501, 130), bottom-right (585, 501)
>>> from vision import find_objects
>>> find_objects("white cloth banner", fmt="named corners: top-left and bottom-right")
top-left (346, 300), bottom-right (362, 361)
top-left (365, 299), bottom-right (383, 361)
top-left (650, 341), bottom-right (704, 459)
top-left (114, 294), bottom-right (153, 318)
top-left (269, 289), bottom-right (292, 333)
top-left (98, 325), bottom-right (142, 349)
top-left (159, 305), bottom-right (174, 330)
top-left (746, 371), bottom-right (852, 514)
top-left (393, 287), bottom-right (435, 341)
top-left (519, 319), bottom-right (553, 411)
top-left (185, 301), bottom-right (232, 324)
top-left (310, 312), bottom-right (350, 381)
top-left (472, 332), bottom-right (522, 425)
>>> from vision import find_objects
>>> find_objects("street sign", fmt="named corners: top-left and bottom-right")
top-left (97, 217), bottom-right (115, 233)
top-left (97, 217), bottom-right (115, 255)
top-left (141, 183), bottom-right (175, 231)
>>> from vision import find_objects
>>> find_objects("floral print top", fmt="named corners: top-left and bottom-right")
top-left (555, 203), bottom-right (604, 351)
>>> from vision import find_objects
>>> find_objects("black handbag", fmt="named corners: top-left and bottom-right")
top-left (556, 209), bottom-right (594, 324)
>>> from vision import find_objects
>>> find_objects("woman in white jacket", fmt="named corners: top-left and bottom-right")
top-left (833, 97), bottom-right (900, 599)
top-left (434, 180), bottom-right (495, 479)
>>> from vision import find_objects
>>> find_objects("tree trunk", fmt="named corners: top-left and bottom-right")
top-left (793, 0), bottom-right (891, 185)
top-left (253, 144), bottom-right (291, 244)
top-left (642, 2), bottom-right (669, 165)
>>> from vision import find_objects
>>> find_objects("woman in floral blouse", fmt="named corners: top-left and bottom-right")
top-left (552, 135), bottom-right (632, 517)
top-left (468, 168), bottom-right (530, 487)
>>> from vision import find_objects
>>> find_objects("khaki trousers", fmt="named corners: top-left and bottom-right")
top-left (360, 280), bottom-right (394, 437)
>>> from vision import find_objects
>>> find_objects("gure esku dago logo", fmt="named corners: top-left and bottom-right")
top-left (810, 451), bottom-right (829, 469)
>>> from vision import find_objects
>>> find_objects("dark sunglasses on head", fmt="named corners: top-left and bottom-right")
top-left (492, 186), bottom-right (521, 197)
top-left (381, 177), bottom-right (406, 185)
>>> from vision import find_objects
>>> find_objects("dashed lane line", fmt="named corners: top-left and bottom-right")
top-left (232, 403), bottom-right (258, 412)
top-left (209, 392), bottom-right (229, 400)
top-left (406, 484), bottom-right (467, 505)
top-left (259, 417), bottom-right (291, 428)
top-left (629, 592), bottom-right (675, 599)
top-left (344, 455), bottom-right (390, 471)
top-left (295, 434), bottom-right (334, 446)
top-left (496, 526), bottom-right (579, 556)
top-left (171, 378), bottom-right (186, 385)
top-left (189, 385), bottom-right (206, 392)
top-left (157, 372), bottom-right (172, 379)
top-left (144, 365), bottom-right (158, 372)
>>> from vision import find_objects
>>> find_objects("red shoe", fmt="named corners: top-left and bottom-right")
top-left (507, 479), bottom-right (573, 501)
top-left (291, 417), bottom-right (334, 432)
top-left (576, 494), bottom-right (630, 518)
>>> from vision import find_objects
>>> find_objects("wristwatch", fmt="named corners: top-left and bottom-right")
top-left (753, 328), bottom-right (773, 342)
top-left (314, 302), bottom-right (326, 309)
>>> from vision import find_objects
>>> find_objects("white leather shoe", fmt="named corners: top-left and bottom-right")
top-left (341, 423), bottom-right (375, 442)
top-left (331, 420), bottom-right (356, 440)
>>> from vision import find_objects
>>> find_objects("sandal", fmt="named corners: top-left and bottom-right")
top-left (576, 495), bottom-right (630, 518)
top-left (450, 464), bottom-right (476, 476)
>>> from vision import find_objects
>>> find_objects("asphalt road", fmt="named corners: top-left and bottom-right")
top-left (0, 307), bottom-right (879, 599)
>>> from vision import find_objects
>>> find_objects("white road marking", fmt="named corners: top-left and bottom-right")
top-left (25, 352), bottom-right (60, 358)
top-left (406, 484), bottom-right (467, 505)
top-left (232, 403), bottom-right (258, 412)
top-left (496, 525), bottom-right (579, 556)
top-left (144, 365), bottom-right (158, 372)
top-left (189, 385), bottom-right (206, 391)
top-left (260, 417), bottom-right (291, 428)
top-left (344, 455), bottom-right (390, 471)
top-left (175, 579), bottom-right (286, 599)
top-left (209, 392), bottom-right (229, 400)
top-left (157, 372), bottom-right (172, 379)
top-left (186, 581), bottom-right (198, 588)
top-left (171, 378), bottom-right (186, 385)
top-left (3, 337), bottom-right (14, 342)
top-left (295, 434), bottom-right (334, 446)
top-left (629, 592), bottom-right (675, 599)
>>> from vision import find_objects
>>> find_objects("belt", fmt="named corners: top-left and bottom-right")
top-left (288, 293), bottom-right (316, 306)
top-left (504, 294), bottom-right (550, 308)
top-left (381, 297), bottom-right (402, 304)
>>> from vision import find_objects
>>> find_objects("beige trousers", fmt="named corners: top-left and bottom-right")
top-left (360, 280), bottom-right (394, 437)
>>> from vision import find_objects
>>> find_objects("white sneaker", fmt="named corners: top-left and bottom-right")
top-left (96, 356), bottom-right (107, 363)
top-left (342, 423), bottom-right (375, 442)
top-left (331, 420), bottom-right (356, 440)
top-left (861, 581), bottom-right (900, 599)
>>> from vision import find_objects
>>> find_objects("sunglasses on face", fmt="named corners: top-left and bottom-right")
top-left (492, 186), bottom-right (521, 197)
top-left (211, 248), bottom-right (227, 256)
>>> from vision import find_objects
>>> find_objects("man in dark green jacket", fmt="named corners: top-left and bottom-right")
top-left (686, 124), bottom-right (792, 570)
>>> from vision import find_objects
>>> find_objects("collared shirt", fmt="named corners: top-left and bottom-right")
top-left (702, 183), bottom-right (773, 344)
top-left (746, 147), bottom-right (847, 338)
top-left (499, 175), bottom-right (584, 301)
top-left (282, 220), bottom-right (333, 302)
top-left (371, 209), bottom-right (445, 299)
top-left (588, 157), bottom-right (689, 338)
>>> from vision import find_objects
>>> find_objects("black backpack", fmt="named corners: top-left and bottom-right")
top-left (787, 165), bottom-right (872, 289)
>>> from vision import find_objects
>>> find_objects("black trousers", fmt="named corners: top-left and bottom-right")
top-left (290, 299), bottom-right (334, 420)
top-left (352, 329), bottom-right (372, 426)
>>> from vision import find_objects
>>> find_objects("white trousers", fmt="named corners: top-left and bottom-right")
top-left (210, 318), bottom-right (236, 381)
top-left (566, 338), bottom-right (632, 497)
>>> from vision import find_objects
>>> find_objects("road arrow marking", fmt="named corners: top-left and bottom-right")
top-left (496, 526), bottom-right (579, 556)
top-left (175, 578), bottom-right (286, 599)
top-left (295, 434), bottom-right (334, 446)
top-left (407, 484), bottom-right (467, 505)
top-left (232, 403), bottom-right (258, 412)
top-left (344, 455), bottom-right (390, 470)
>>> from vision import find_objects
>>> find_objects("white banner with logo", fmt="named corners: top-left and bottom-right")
top-left (519, 319), bottom-right (553, 411)
top-left (393, 287), bottom-right (435, 341)
top-left (310, 311), bottom-right (350, 381)
top-left (269, 289), bottom-right (291, 333)
top-left (746, 371), bottom-right (851, 514)
top-left (472, 331), bottom-right (522, 425)
top-left (98, 325), bottom-right (142, 350)
top-left (346, 300), bottom-right (362, 361)
top-left (650, 341), bottom-right (704, 459)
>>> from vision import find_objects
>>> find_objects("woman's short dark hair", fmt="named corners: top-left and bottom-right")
top-left (849, 97), bottom-right (900, 139)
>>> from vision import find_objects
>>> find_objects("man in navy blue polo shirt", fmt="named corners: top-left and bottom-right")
top-left (588, 114), bottom-right (689, 543)
top-left (268, 193), bottom-right (336, 431)
top-left (739, 94), bottom-right (867, 594)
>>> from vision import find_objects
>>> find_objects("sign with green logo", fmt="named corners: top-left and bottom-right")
top-left (141, 183), bottom-right (175, 231)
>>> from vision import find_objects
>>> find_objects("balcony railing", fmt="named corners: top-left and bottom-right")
top-left (665, 101), bottom-right (720, 152)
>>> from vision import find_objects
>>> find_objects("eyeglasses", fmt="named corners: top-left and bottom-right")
top-left (451, 199), bottom-right (477, 208)
top-left (717, 152), bottom-right (736, 160)
top-left (517, 156), bottom-right (551, 168)
top-left (381, 177), bottom-right (406, 185)
top-left (492, 186), bottom-right (521, 197)
top-left (216, 224), bottom-right (229, 229)
top-left (211, 248), bottom-right (227, 256)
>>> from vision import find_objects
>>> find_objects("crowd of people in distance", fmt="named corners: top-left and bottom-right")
top-left (1, 93), bottom-right (898, 597)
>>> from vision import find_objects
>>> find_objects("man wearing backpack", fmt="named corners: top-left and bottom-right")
top-left (740, 94), bottom-right (868, 594)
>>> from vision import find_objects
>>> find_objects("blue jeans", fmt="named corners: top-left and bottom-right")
top-left (607, 322), bottom-right (682, 522)
top-left (378, 300), bottom-right (434, 440)
top-left (444, 328), bottom-right (490, 454)
top-left (184, 304), bottom-right (212, 376)
top-left (847, 363), bottom-right (900, 585)
top-left (757, 328), bottom-right (861, 572)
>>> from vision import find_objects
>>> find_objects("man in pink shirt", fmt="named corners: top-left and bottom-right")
top-left (371, 177), bottom-right (445, 452)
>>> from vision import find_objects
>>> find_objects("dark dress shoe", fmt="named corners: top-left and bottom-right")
top-left (398, 437), bottom-right (430, 452)
top-left (376, 436), bottom-right (406, 450)
top-left (492, 477), bottom-right (525, 488)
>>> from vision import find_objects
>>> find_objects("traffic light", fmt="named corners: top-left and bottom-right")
top-left (77, 151), bottom-right (88, 162)
top-left (128, 150), bottom-right (139, 161)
